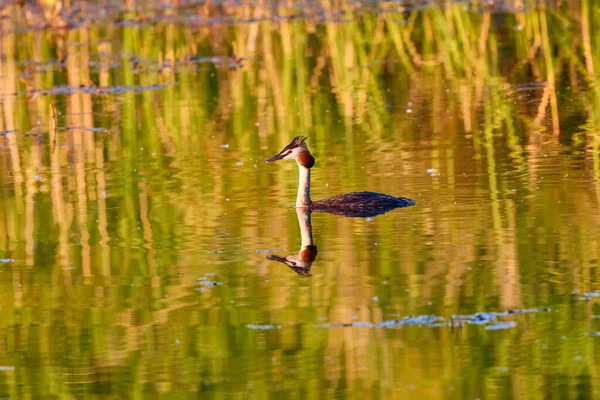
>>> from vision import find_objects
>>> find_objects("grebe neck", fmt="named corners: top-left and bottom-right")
top-left (296, 163), bottom-right (312, 208)
top-left (296, 208), bottom-right (313, 247)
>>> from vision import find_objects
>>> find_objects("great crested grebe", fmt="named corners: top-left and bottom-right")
top-left (264, 136), bottom-right (415, 217)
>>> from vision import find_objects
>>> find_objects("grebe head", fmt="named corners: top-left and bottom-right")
top-left (267, 245), bottom-right (318, 277)
top-left (264, 136), bottom-right (315, 168)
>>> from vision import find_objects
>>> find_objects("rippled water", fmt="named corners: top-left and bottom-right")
top-left (1, 1), bottom-right (600, 398)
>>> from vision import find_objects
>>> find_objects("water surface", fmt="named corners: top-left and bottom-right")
top-left (1, 1), bottom-right (600, 398)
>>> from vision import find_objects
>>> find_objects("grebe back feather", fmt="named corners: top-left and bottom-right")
top-left (310, 191), bottom-right (415, 218)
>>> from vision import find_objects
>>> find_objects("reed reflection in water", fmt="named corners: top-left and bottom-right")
top-left (0, 0), bottom-right (599, 398)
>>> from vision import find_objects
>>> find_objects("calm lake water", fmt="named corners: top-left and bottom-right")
top-left (1, 0), bottom-right (600, 398)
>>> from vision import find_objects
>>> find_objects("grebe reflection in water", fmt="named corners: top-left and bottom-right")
top-left (267, 208), bottom-right (317, 277)
top-left (264, 136), bottom-right (415, 218)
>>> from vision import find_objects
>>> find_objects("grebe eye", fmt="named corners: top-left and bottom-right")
top-left (287, 150), bottom-right (292, 154)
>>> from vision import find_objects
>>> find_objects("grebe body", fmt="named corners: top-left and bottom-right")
top-left (264, 136), bottom-right (415, 217)
top-left (310, 191), bottom-right (415, 217)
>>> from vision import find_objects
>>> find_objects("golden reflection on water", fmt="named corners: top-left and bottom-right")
top-left (0, 0), bottom-right (600, 398)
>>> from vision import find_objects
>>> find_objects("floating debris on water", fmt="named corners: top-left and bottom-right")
top-left (375, 315), bottom-right (444, 328)
top-left (506, 307), bottom-right (551, 314)
top-left (485, 321), bottom-right (517, 331)
top-left (316, 307), bottom-right (550, 330)
top-left (186, 56), bottom-right (224, 64)
top-left (186, 56), bottom-right (244, 67)
top-left (0, 259), bottom-right (14, 263)
top-left (247, 324), bottom-right (281, 330)
top-left (573, 290), bottom-right (600, 301)
top-left (60, 126), bottom-right (107, 132)
top-left (515, 82), bottom-right (549, 91)
top-left (197, 272), bottom-right (222, 287)
top-left (197, 280), bottom-right (222, 286)
top-left (316, 315), bottom-right (444, 329)
top-left (19, 83), bottom-right (172, 98)
top-left (256, 249), bottom-right (279, 253)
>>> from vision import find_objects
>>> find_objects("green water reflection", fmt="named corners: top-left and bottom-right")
top-left (1, 0), bottom-right (600, 398)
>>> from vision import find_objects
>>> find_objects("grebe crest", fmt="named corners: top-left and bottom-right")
top-left (265, 136), bottom-right (415, 218)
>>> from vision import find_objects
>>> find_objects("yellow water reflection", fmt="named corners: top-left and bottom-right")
top-left (0, 1), bottom-right (599, 398)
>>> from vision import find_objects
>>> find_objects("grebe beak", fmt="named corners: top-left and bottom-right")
top-left (267, 254), bottom-right (289, 263)
top-left (264, 151), bottom-right (287, 162)
top-left (267, 254), bottom-right (313, 277)
top-left (267, 254), bottom-right (299, 267)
